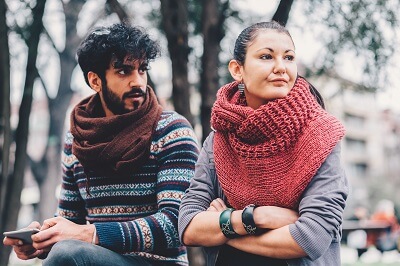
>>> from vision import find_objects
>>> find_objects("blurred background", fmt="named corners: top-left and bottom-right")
top-left (1, 0), bottom-right (400, 265)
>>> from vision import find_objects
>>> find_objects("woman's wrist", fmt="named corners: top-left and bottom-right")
top-left (231, 210), bottom-right (247, 235)
top-left (220, 205), bottom-right (264, 238)
top-left (253, 206), bottom-right (299, 229)
top-left (253, 206), bottom-right (269, 229)
top-left (242, 204), bottom-right (259, 234)
top-left (219, 208), bottom-right (240, 238)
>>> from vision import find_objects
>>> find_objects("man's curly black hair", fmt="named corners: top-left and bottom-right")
top-left (77, 23), bottom-right (161, 86)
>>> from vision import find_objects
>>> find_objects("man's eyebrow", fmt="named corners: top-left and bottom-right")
top-left (113, 62), bottom-right (134, 70)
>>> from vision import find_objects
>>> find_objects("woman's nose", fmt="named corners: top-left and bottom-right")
top-left (273, 59), bottom-right (286, 74)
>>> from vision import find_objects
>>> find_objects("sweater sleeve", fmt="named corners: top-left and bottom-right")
top-left (57, 131), bottom-right (87, 224)
top-left (289, 143), bottom-right (349, 261)
top-left (95, 114), bottom-right (199, 253)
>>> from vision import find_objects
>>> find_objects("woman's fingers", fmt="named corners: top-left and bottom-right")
top-left (209, 198), bottom-right (227, 211)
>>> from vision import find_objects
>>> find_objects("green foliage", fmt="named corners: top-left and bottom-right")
top-left (302, 0), bottom-right (399, 90)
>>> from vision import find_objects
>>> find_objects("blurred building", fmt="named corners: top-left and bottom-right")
top-left (311, 73), bottom-right (400, 216)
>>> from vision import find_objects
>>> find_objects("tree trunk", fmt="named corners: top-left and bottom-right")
top-left (160, 0), bottom-right (194, 125)
top-left (0, 1), bottom-right (47, 265)
top-left (31, 0), bottom-right (84, 222)
top-left (0, 0), bottom-right (11, 224)
top-left (272, 0), bottom-right (294, 26)
top-left (200, 0), bottom-right (227, 142)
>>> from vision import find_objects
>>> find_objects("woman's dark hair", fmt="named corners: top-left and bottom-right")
top-left (308, 80), bottom-right (325, 109)
top-left (234, 22), bottom-right (325, 108)
top-left (233, 21), bottom-right (293, 65)
top-left (77, 23), bottom-right (161, 86)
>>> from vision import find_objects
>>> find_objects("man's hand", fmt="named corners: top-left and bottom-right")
top-left (3, 222), bottom-right (44, 260)
top-left (31, 216), bottom-right (95, 251)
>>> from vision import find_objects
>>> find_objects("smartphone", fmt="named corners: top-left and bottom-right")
top-left (3, 228), bottom-right (40, 244)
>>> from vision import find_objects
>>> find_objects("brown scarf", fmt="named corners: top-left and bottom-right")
top-left (70, 86), bottom-right (163, 177)
top-left (211, 77), bottom-right (345, 210)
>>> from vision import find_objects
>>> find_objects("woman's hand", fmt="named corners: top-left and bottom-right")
top-left (207, 198), bottom-right (227, 212)
top-left (254, 206), bottom-right (299, 229)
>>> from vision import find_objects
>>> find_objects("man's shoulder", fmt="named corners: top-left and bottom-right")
top-left (156, 111), bottom-right (192, 131)
top-left (62, 131), bottom-right (79, 165)
top-left (63, 131), bottom-right (74, 152)
top-left (159, 110), bottom-right (188, 122)
top-left (153, 111), bottom-right (198, 146)
top-left (65, 131), bottom-right (74, 143)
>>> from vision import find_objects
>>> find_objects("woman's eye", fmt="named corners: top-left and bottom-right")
top-left (260, 54), bottom-right (272, 60)
top-left (285, 55), bottom-right (295, 61)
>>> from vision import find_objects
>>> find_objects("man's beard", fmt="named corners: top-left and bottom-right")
top-left (102, 85), bottom-right (146, 115)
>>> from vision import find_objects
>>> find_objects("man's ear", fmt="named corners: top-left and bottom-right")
top-left (228, 60), bottom-right (243, 82)
top-left (87, 71), bottom-right (102, 93)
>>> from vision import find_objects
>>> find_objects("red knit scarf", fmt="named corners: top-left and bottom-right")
top-left (211, 77), bottom-right (345, 210)
top-left (70, 86), bottom-right (163, 177)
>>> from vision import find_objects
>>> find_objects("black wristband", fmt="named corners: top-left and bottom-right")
top-left (219, 208), bottom-right (240, 239)
top-left (242, 204), bottom-right (258, 235)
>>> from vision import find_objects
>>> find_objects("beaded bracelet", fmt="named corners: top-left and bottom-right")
top-left (242, 204), bottom-right (258, 235)
top-left (219, 208), bottom-right (240, 239)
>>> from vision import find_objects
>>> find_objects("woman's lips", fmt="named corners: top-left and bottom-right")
top-left (270, 78), bottom-right (288, 86)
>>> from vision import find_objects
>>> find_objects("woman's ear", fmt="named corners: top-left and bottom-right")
top-left (228, 60), bottom-right (243, 82)
top-left (87, 72), bottom-right (102, 93)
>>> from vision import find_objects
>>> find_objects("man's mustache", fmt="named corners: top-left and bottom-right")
top-left (123, 87), bottom-right (146, 98)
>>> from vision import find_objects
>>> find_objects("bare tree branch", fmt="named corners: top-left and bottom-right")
top-left (106, 0), bottom-right (131, 24)
top-left (272, 0), bottom-right (294, 26)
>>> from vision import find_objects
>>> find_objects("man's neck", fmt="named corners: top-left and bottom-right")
top-left (98, 93), bottom-right (115, 117)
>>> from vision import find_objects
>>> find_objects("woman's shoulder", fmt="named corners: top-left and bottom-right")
top-left (201, 131), bottom-right (216, 155)
top-left (203, 131), bottom-right (215, 145)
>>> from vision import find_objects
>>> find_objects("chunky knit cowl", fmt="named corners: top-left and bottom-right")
top-left (70, 86), bottom-right (163, 178)
top-left (211, 77), bottom-right (345, 210)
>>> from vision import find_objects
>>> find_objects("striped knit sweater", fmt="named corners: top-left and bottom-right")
top-left (58, 111), bottom-right (199, 265)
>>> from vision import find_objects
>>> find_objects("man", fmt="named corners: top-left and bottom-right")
top-left (3, 23), bottom-right (199, 265)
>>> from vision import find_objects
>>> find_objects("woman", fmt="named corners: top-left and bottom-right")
top-left (178, 21), bottom-right (349, 265)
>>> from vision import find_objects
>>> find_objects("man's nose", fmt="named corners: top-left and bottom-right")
top-left (129, 71), bottom-right (147, 87)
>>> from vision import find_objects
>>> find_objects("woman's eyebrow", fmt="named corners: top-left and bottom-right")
top-left (256, 47), bottom-right (274, 52)
top-left (255, 47), bottom-right (295, 53)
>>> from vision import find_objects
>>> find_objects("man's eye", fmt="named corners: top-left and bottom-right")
top-left (139, 64), bottom-right (150, 73)
top-left (117, 69), bottom-right (127, 75)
